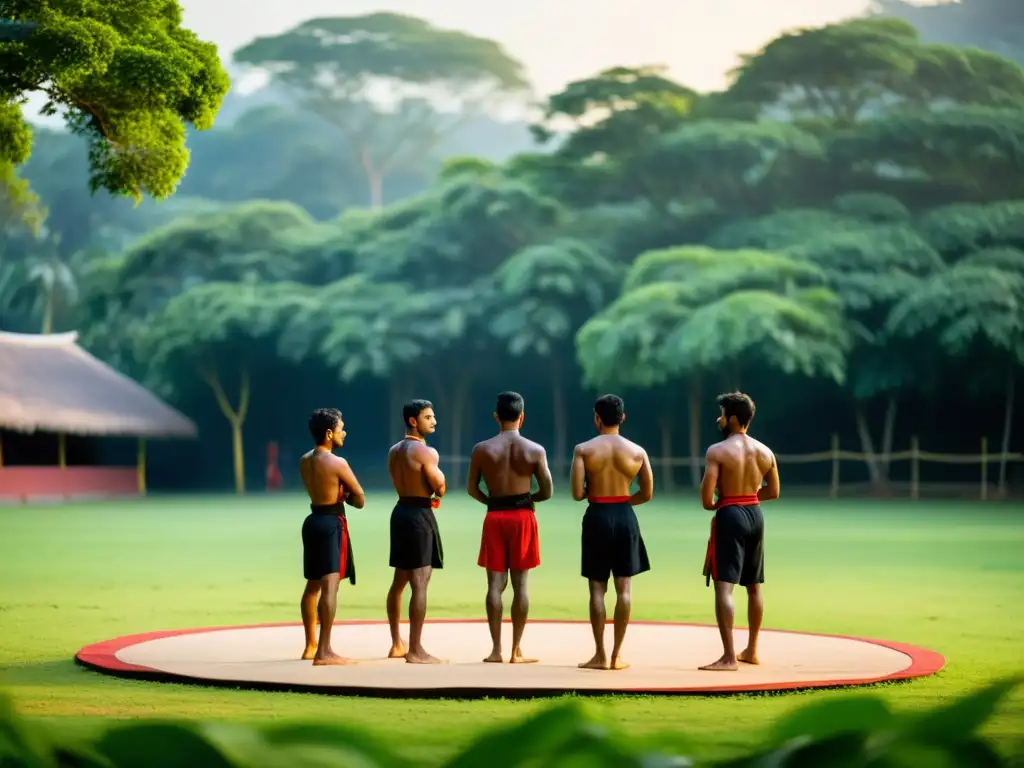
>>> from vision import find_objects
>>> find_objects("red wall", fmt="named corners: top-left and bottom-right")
top-left (0, 467), bottom-right (138, 500)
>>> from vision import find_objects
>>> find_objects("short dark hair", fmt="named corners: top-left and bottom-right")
top-left (403, 399), bottom-right (433, 429)
top-left (308, 407), bottom-right (341, 442)
top-left (495, 391), bottom-right (524, 422)
top-left (594, 394), bottom-right (624, 427)
top-left (717, 391), bottom-right (756, 427)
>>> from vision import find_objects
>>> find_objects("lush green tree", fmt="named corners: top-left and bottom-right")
top-left (829, 107), bottom-right (1024, 204)
top-left (787, 225), bottom-right (946, 485)
top-left (109, 199), bottom-right (320, 314)
top-left (887, 263), bottom-right (1024, 495)
top-left (725, 18), bottom-right (1024, 128)
top-left (578, 246), bottom-right (841, 488)
top-left (234, 13), bottom-right (530, 209)
top-left (1, 0), bottom-right (229, 201)
top-left (489, 238), bottom-right (621, 468)
top-left (134, 280), bottom-right (301, 495)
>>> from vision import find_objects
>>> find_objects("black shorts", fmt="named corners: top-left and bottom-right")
top-left (580, 498), bottom-right (650, 581)
top-left (389, 497), bottom-right (444, 571)
top-left (301, 504), bottom-right (356, 584)
top-left (707, 503), bottom-right (764, 586)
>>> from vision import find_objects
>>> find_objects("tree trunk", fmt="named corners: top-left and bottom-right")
top-left (551, 361), bottom-right (567, 480)
top-left (41, 289), bottom-right (54, 334)
top-left (854, 404), bottom-right (882, 486)
top-left (201, 363), bottom-right (250, 495)
top-left (999, 374), bottom-right (1015, 497)
top-left (880, 394), bottom-right (898, 481)
top-left (360, 149), bottom-right (384, 209)
top-left (688, 377), bottom-right (702, 489)
top-left (231, 420), bottom-right (245, 496)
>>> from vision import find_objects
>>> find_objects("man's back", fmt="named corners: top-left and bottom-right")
top-left (388, 439), bottom-right (435, 497)
top-left (472, 432), bottom-right (544, 497)
top-left (710, 434), bottom-right (775, 498)
top-left (299, 450), bottom-right (345, 506)
top-left (577, 434), bottom-right (645, 498)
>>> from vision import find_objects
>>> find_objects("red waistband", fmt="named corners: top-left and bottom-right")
top-left (588, 496), bottom-right (630, 504)
top-left (715, 494), bottom-right (759, 509)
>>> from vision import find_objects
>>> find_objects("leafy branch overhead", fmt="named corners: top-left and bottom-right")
top-left (0, 0), bottom-right (230, 201)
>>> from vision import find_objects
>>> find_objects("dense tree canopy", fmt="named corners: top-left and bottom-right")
top-left (3, 13), bottom-right (1023, 496)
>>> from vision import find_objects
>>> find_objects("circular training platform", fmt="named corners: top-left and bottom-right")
top-left (75, 619), bottom-right (944, 697)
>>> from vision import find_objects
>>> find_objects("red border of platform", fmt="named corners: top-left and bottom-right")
top-left (74, 619), bottom-right (946, 698)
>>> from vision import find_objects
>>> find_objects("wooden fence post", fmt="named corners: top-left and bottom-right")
top-left (981, 437), bottom-right (988, 501)
top-left (910, 436), bottom-right (920, 500)
top-left (137, 438), bottom-right (147, 496)
top-left (830, 433), bottom-right (840, 499)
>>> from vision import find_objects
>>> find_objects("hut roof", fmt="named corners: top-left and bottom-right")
top-left (0, 331), bottom-right (197, 437)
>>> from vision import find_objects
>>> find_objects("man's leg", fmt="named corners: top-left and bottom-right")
top-left (386, 569), bottom-right (410, 658)
top-left (578, 578), bottom-right (609, 669)
top-left (313, 573), bottom-right (349, 665)
top-left (483, 569), bottom-right (508, 663)
top-left (300, 579), bottom-right (320, 660)
top-left (406, 566), bottom-right (444, 664)
top-left (739, 583), bottom-right (763, 665)
top-left (609, 576), bottom-right (631, 670)
top-left (699, 580), bottom-right (738, 671)
top-left (509, 570), bottom-right (536, 663)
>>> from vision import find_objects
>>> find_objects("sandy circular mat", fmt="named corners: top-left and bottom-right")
top-left (75, 619), bottom-right (944, 698)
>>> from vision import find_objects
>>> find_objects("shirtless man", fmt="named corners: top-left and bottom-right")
top-left (571, 394), bottom-right (654, 671)
top-left (385, 399), bottom-right (446, 664)
top-left (467, 391), bottom-right (553, 664)
top-left (698, 391), bottom-right (779, 672)
top-left (298, 408), bottom-right (366, 666)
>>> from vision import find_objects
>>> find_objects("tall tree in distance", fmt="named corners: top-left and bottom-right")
top-left (0, 0), bottom-right (229, 202)
top-left (234, 13), bottom-right (531, 209)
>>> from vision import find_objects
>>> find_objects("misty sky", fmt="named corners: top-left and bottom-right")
top-left (195, 0), bottom-right (875, 96)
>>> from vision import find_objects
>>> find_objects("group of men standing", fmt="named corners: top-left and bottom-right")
top-left (297, 390), bottom-right (779, 672)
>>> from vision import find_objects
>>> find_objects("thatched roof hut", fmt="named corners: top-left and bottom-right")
top-left (0, 331), bottom-right (197, 438)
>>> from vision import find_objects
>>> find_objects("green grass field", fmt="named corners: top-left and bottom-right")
top-left (1, 493), bottom-right (1022, 764)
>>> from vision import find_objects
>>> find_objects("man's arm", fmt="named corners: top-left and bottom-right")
top-left (531, 447), bottom-right (553, 504)
top-left (422, 446), bottom-right (447, 497)
top-left (700, 447), bottom-right (719, 511)
top-left (465, 446), bottom-right (488, 505)
top-left (629, 449), bottom-right (654, 506)
top-left (758, 453), bottom-right (780, 502)
top-left (336, 458), bottom-right (366, 509)
top-left (570, 444), bottom-right (586, 502)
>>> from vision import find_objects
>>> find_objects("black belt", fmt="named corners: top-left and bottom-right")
top-left (311, 503), bottom-right (346, 516)
top-left (486, 493), bottom-right (534, 512)
top-left (397, 496), bottom-right (433, 509)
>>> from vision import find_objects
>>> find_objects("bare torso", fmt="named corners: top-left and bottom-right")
top-left (299, 449), bottom-right (348, 505)
top-left (471, 432), bottom-right (544, 497)
top-left (576, 434), bottom-right (646, 498)
top-left (388, 438), bottom-right (440, 497)
top-left (709, 434), bottom-right (775, 498)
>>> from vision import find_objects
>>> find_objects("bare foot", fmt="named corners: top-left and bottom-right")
top-left (510, 649), bottom-right (538, 664)
top-left (387, 642), bottom-right (407, 659)
top-left (698, 655), bottom-right (739, 671)
top-left (738, 648), bottom-right (759, 665)
top-left (301, 644), bottom-right (318, 661)
top-left (405, 649), bottom-right (446, 664)
top-left (578, 653), bottom-right (609, 670)
top-left (609, 656), bottom-right (629, 670)
top-left (483, 650), bottom-right (504, 663)
top-left (312, 650), bottom-right (354, 666)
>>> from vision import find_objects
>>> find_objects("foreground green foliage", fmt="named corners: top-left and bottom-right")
top-left (1, 677), bottom-right (1020, 767)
